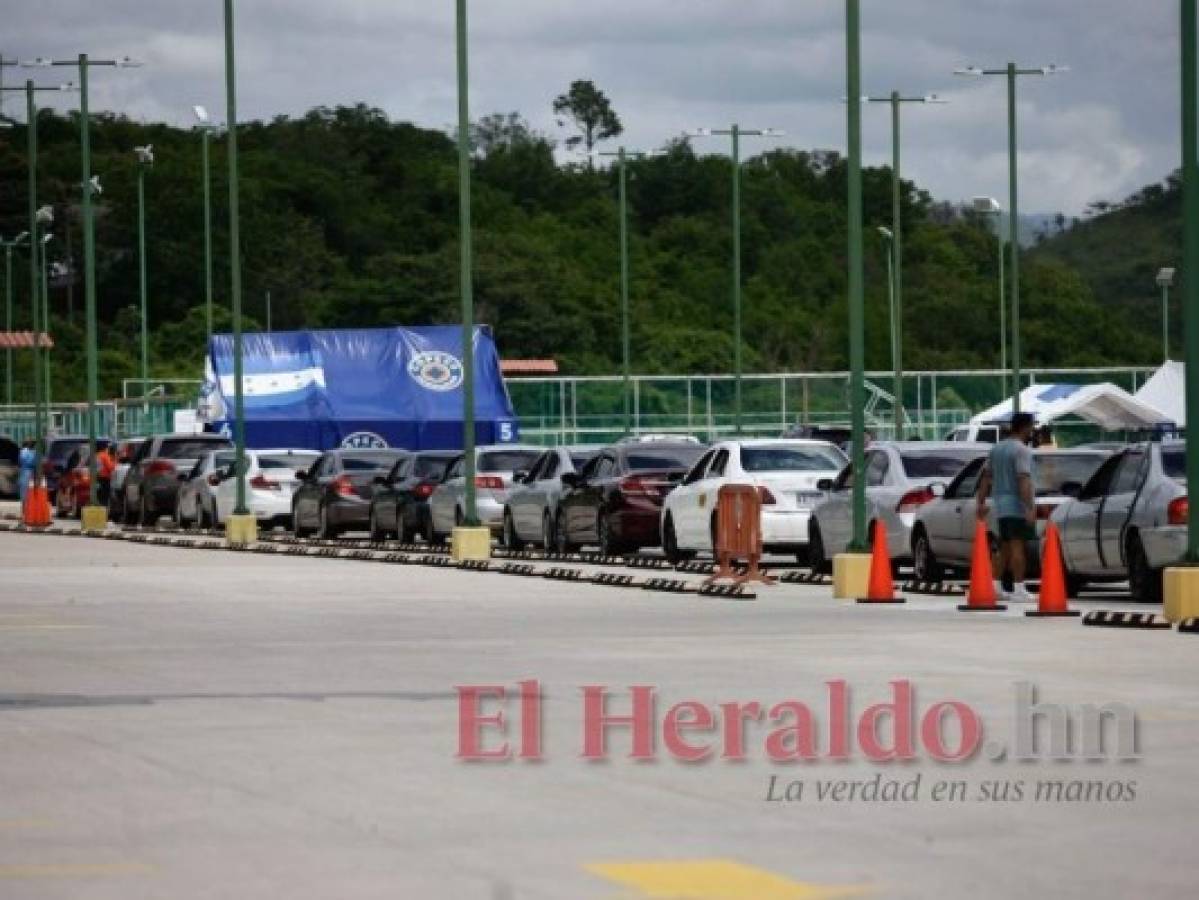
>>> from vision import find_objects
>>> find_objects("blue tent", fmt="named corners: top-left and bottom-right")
top-left (199, 326), bottom-right (519, 451)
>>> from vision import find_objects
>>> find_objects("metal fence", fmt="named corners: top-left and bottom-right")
top-left (0, 366), bottom-right (1157, 447)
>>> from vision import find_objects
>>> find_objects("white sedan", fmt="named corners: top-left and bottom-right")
top-left (210, 449), bottom-right (320, 528)
top-left (660, 439), bottom-right (847, 564)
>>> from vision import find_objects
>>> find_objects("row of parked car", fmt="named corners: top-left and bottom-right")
top-left (17, 430), bottom-right (1190, 603)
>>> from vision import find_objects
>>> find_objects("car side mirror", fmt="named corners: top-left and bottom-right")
top-left (817, 478), bottom-right (834, 492)
top-left (177, 471), bottom-right (190, 482)
top-left (561, 472), bottom-right (581, 488)
top-left (373, 475), bottom-right (387, 486)
top-left (1061, 481), bottom-right (1083, 499)
top-left (513, 469), bottom-right (529, 484)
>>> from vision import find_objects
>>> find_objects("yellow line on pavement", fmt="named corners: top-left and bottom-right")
top-left (0, 862), bottom-right (154, 878)
top-left (586, 859), bottom-right (870, 899)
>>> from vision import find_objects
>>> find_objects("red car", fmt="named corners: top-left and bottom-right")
top-left (555, 440), bottom-right (706, 555)
top-left (54, 440), bottom-right (111, 519)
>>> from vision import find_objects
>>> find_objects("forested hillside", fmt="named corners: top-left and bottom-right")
top-left (0, 101), bottom-right (1165, 402)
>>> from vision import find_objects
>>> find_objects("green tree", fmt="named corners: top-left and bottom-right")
top-left (552, 80), bottom-right (623, 162)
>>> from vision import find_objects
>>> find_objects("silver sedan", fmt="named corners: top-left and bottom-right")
top-left (808, 442), bottom-right (989, 573)
top-left (1052, 441), bottom-right (1187, 602)
top-left (502, 445), bottom-right (602, 549)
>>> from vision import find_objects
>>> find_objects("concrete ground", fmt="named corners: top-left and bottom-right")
top-left (1, 530), bottom-right (1197, 900)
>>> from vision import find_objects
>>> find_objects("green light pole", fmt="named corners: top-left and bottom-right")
top-left (39, 231), bottom-right (53, 408)
top-left (846, 0), bottom-right (867, 551)
top-left (456, 0), bottom-right (478, 526)
top-left (134, 144), bottom-right (154, 409)
top-left (26, 55), bottom-right (138, 514)
top-left (193, 105), bottom-right (217, 346)
top-left (1, 232), bottom-right (30, 407)
top-left (877, 226), bottom-right (898, 434)
top-left (864, 92), bottom-right (947, 431)
top-left (1182, 0), bottom-right (1199, 562)
top-left (691, 124), bottom-right (784, 435)
top-left (956, 63), bottom-right (1067, 414)
top-left (596, 147), bottom-right (654, 434)
top-left (973, 196), bottom-right (1008, 395)
top-left (223, 0), bottom-right (249, 525)
top-left (1157, 267), bottom-right (1176, 361)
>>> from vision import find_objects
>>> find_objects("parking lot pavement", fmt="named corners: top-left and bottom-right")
top-left (2, 532), bottom-right (1198, 899)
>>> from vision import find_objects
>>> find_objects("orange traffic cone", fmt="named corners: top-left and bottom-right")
top-left (1026, 523), bottom-right (1080, 618)
top-left (958, 520), bottom-right (1007, 612)
top-left (23, 484), bottom-right (52, 528)
top-left (857, 520), bottom-right (905, 604)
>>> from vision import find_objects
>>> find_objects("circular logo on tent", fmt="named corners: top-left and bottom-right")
top-left (341, 432), bottom-right (390, 450)
top-left (409, 351), bottom-right (463, 392)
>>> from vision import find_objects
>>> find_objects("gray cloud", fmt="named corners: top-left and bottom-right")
top-left (3, 0), bottom-right (1182, 213)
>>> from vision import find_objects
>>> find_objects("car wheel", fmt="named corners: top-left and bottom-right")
top-left (912, 528), bottom-right (944, 583)
top-left (662, 515), bottom-right (695, 565)
top-left (139, 495), bottom-right (154, 528)
top-left (555, 513), bottom-right (577, 555)
top-left (809, 521), bottom-right (831, 576)
top-left (597, 512), bottom-right (624, 557)
top-left (292, 503), bottom-right (307, 538)
top-left (541, 512), bottom-right (555, 551)
top-left (1128, 535), bottom-right (1163, 604)
top-left (503, 510), bottom-right (525, 551)
top-left (1065, 571), bottom-right (1087, 599)
top-left (396, 509), bottom-right (414, 544)
top-left (175, 502), bottom-right (187, 529)
top-left (318, 504), bottom-right (340, 540)
top-left (123, 492), bottom-right (139, 526)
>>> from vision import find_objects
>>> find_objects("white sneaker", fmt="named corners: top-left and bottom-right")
top-left (1008, 584), bottom-right (1036, 604)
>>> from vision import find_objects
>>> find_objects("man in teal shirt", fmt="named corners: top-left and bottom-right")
top-left (976, 413), bottom-right (1037, 602)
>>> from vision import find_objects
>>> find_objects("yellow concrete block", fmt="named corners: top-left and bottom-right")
top-left (1163, 567), bottom-right (1199, 623)
top-left (832, 553), bottom-right (872, 600)
top-left (80, 505), bottom-right (108, 533)
top-left (225, 514), bottom-right (259, 546)
top-left (451, 526), bottom-right (492, 562)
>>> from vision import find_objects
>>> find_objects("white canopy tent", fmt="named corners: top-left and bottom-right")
top-left (971, 382), bottom-right (1171, 431)
top-left (1134, 361), bottom-right (1185, 428)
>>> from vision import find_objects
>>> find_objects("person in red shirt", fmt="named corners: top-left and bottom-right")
top-left (96, 443), bottom-right (118, 506)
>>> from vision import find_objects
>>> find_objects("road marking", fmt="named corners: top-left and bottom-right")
top-left (0, 862), bottom-right (154, 878)
top-left (585, 859), bottom-right (869, 899)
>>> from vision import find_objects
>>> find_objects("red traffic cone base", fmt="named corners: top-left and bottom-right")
top-left (958, 520), bottom-right (1007, 612)
top-left (857, 521), bottom-right (906, 605)
top-left (22, 485), bottom-right (52, 529)
top-left (1027, 522), bottom-right (1080, 618)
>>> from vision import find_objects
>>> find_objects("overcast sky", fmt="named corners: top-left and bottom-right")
top-left (3, 0), bottom-right (1182, 214)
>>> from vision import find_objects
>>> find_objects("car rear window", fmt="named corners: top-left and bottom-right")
top-left (901, 450), bottom-right (986, 480)
top-left (625, 447), bottom-right (706, 471)
top-left (160, 438), bottom-right (232, 459)
top-left (570, 451), bottom-right (600, 469)
top-left (1163, 449), bottom-right (1186, 482)
top-left (414, 456), bottom-right (454, 479)
top-left (259, 454), bottom-right (318, 470)
top-left (741, 444), bottom-right (845, 473)
top-left (1035, 454), bottom-right (1107, 496)
top-left (342, 452), bottom-right (403, 471)
top-left (479, 451), bottom-right (541, 472)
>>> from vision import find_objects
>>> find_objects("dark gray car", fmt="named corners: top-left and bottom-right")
top-left (122, 433), bottom-right (234, 525)
top-left (292, 449), bottom-right (409, 539)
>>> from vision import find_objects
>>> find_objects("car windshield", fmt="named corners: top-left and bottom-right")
top-left (342, 453), bottom-right (402, 472)
top-left (901, 449), bottom-right (986, 480)
top-left (49, 440), bottom-right (86, 460)
top-left (160, 438), bottom-right (232, 459)
top-left (1035, 454), bottom-right (1108, 496)
top-left (625, 447), bottom-right (706, 471)
top-left (741, 444), bottom-right (845, 473)
top-left (1163, 448), bottom-right (1186, 483)
top-left (259, 454), bottom-right (318, 470)
top-left (479, 451), bottom-right (541, 472)
top-left (570, 451), bottom-right (600, 469)
top-left (414, 456), bottom-right (454, 479)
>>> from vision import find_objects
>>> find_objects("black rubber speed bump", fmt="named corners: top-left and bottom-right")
top-left (642, 578), bottom-right (692, 594)
top-left (698, 583), bottom-right (756, 600)
top-left (459, 559), bottom-right (491, 572)
top-left (592, 573), bottom-right (637, 587)
top-left (1082, 610), bottom-right (1171, 630)
top-left (675, 561), bottom-right (716, 575)
top-left (902, 581), bottom-right (965, 597)
top-left (543, 567), bottom-right (584, 581)
top-left (498, 562), bottom-right (537, 577)
top-left (421, 555), bottom-right (451, 567)
top-left (780, 571), bottom-right (830, 585)
top-left (1178, 618), bottom-right (1199, 634)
